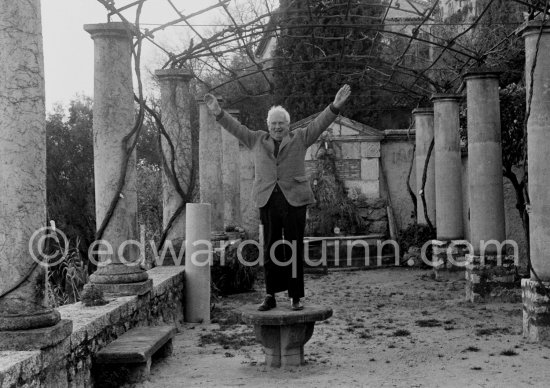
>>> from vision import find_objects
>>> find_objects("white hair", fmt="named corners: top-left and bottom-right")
top-left (266, 105), bottom-right (290, 125)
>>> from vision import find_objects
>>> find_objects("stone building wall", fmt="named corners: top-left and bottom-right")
top-left (380, 134), bottom-right (417, 232)
top-left (0, 267), bottom-right (184, 388)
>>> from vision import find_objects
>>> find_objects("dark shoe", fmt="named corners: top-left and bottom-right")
top-left (258, 295), bottom-right (276, 311)
top-left (291, 298), bottom-right (304, 311)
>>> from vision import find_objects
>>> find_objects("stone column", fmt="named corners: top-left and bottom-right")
top-left (156, 69), bottom-right (193, 249)
top-left (84, 23), bottom-right (151, 296)
top-left (520, 21), bottom-right (550, 342)
top-left (222, 109), bottom-right (242, 228)
top-left (0, 0), bottom-right (72, 350)
top-left (413, 108), bottom-right (436, 227)
top-left (431, 95), bottom-right (467, 272)
top-left (185, 204), bottom-right (211, 323)
top-left (240, 144), bottom-right (260, 240)
top-left (463, 71), bottom-right (515, 302)
top-left (198, 97), bottom-right (225, 234)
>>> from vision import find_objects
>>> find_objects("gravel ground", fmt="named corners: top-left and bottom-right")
top-left (136, 268), bottom-right (550, 388)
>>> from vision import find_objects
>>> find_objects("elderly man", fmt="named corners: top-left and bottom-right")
top-left (204, 84), bottom-right (351, 311)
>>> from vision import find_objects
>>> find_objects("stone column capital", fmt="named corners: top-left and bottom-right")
top-left (463, 70), bottom-right (501, 81)
top-left (155, 69), bottom-right (194, 83)
top-left (84, 22), bottom-right (134, 40)
top-left (517, 20), bottom-right (550, 38)
top-left (430, 93), bottom-right (462, 103)
top-left (412, 107), bottom-right (434, 116)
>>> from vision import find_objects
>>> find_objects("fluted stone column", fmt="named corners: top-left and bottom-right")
top-left (240, 144), bottom-right (260, 240)
top-left (413, 108), bottom-right (436, 227)
top-left (0, 0), bottom-right (72, 350)
top-left (198, 97), bottom-right (225, 233)
top-left (84, 23), bottom-right (151, 295)
top-left (222, 109), bottom-right (242, 228)
top-left (520, 21), bottom-right (550, 342)
top-left (463, 71), bottom-right (514, 302)
top-left (431, 95), bottom-right (467, 272)
top-left (156, 69), bottom-right (193, 246)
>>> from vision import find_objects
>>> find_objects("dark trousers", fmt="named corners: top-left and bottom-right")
top-left (259, 188), bottom-right (306, 299)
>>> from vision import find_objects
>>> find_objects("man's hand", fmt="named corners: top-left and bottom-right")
top-left (204, 93), bottom-right (222, 116)
top-left (333, 84), bottom-right (351, 110)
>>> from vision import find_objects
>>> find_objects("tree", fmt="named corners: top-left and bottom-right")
top-left (272, 0), bottom-right (392, 126)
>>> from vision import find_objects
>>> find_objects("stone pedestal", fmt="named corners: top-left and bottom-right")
top-left (432, 95), bottom-right (464, 241)
top-left (240, 304), bottom-right (332, 367)
top-left (522, 278), bottom-right (550, 342)
top-left (0, 0), bottom-right (72, 349)
top-left (84, 23), bottom-right (151, 296)
top-left (156, 69), bottom-right (194, 245)
top-left (466, 254), bottom-right (519, 303)
top-left (185, 203), bottom-right (212, 323)
top-left (222, 109), bottom-right (242, 228)
top-left (198, 98), bottom-right (225, 233)
top-left (432, 240), bottom-right (470, 273)
top-left (413, 108), bottom-right (436, 227)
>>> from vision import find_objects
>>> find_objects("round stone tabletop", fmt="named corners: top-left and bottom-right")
top-left (239, 304), bottom-right (333, 326)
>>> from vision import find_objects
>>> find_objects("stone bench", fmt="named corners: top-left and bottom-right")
top-left (240, 304), bottom-right (332, 367)
top-left (93, 325), bottom-right (176, 384)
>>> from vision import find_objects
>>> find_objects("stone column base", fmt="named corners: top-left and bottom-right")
top-left (522, 278), bottom-right (550, 343)
top-left (240, 304), bottom-right (332, 368)
top-left (465, 254), bottom-right (519, 303)
top-left (0, 319), bottom-right (72, 351)
top-left (84, 279), bottom-right (153, 297)
top-left (432, 240), bottom-right (469, 273)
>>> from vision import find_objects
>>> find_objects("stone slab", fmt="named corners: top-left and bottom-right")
top-left (86, 279), bottom-right (153, 297)
top-left (95, 325), bottom-right (176, 364)
top-left (0, 320), bottom-right (72, 351)
top-left (240, 304), bottom-right (332, 326)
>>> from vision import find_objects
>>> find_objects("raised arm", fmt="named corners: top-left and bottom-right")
top-left (301, 84), bottom-right (352, 147)
top-left (203, 93), bottom-right (257, 149)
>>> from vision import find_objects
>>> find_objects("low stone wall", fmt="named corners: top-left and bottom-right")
top-left (0, 267), bottom-right (185, 388)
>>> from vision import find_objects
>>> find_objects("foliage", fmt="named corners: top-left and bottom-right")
top-left (306, 139), bottom-right (364, 236)
top-left (396, 223), bottom-right (436, 263)
top-left (273, 0), bottom-right (400, 127)
top-left (46, 98), bottom-right (95, 250)
top-left (431, 0), bottom-right (525, 91)
top-left (81, 284), bottom-right (108, 307)
top-left (46, 237), bottom-right (89, 307)
top-left (211, 243), bottom-right (259, 295)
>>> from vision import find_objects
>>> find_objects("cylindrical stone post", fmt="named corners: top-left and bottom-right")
top-left (198, 97), bottom-right (225, 233)
top-left (520, 22), bottom-right (550, 342)
top-left (464, 72), bottom-right (505, 254)
top-left (84, 23), bottom-right (151, 295)
top-left (413, 108), bottom-right (436, 227)
top-left (222, 109), bottom-right (242, 228)
top-left (156, 69), bottom-right (193, 246)
top-left (185, 203), bottom-right (211, 323)
top-left (240, 144), bottom-right (260, 240)
top-left (522, 22), bottom-right (550, 280)
top-left (0, 0), bottom-right (72, 349)
top-left (432, 94), bottom-right (464, 241)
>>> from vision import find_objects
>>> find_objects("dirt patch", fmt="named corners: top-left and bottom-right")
top-left (137, 268), bottom-right (550, 388)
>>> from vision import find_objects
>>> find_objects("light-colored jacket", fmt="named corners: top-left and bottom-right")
top-left (217, 105), bottom-right (338, 208)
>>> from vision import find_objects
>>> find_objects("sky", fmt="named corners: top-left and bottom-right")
top-left (41, 0), bottom-right (219, 111)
